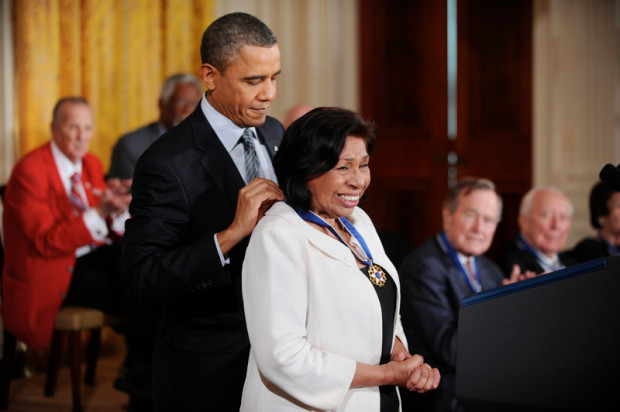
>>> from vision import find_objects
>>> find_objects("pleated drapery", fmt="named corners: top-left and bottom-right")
top-left (14, 0), bottom-right (213, 171)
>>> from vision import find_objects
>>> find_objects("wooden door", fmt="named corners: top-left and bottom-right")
top-left (360, 0), bottom-right (532, 260)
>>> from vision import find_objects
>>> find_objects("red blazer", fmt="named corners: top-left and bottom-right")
top-left (1, 142), bottom-right (105, 349)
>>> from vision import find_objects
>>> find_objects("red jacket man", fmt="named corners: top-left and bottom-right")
top-left (1, 97), bottom-right (130, 349)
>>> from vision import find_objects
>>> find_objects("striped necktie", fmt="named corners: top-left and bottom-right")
top-left (465, 257), bottom-right (478, 287)
top-left (69, 172), bottom-right (87, 211)
top-left (240, 128), bottom-right (260, 182)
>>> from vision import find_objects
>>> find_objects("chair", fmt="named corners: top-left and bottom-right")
top-left (1, 307), bottom-right (109, 412)
top-left (0, 184), bottom-right (117, 412)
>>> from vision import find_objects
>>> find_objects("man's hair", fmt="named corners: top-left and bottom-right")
top-left (159, 73), bottom-right (202, 103)
top-left (589, 180), bottom-right (614, 229)
top-left (200, 12), bottom-right (277, 72)
top-left (519, 186), bottom-right (573, 217)
top-left (442, 177), bottom-right (503, 221)
top-left (52, 97), bottom-right (90, 126)
top-left (274, 107), bottom-right (376, 212)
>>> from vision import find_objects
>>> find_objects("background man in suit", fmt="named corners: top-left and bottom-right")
top-left (108, 73), bottom-right (202, 180)
top-left (399, 177), bottom-right (529, 412)
top-left (121, 12), bottom-right (284, 411)
top-left (1, 96), bottom-right (133, 370)
top-left (498, 186), bottom-right (576, 276)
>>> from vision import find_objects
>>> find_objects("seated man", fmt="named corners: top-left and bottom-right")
top-left (498, 186), bottom-right (576, 276)
top-left (108, 73), bottom-right (202, 179)
top-left (399, 177), bottom-right (528, 412)
top-left (0, 96), bottom-right (139, 395)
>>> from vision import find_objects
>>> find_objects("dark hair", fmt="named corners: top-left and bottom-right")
top-left (52, 97), bottom-right (90, 125)
top-left (442, 176), bottom-right (503, 222)
top-left (200, 12), bottom-right (277, 71)
top-left (589, 180), bottom-right (615, 229)
top-left (274, 107), bottom-right (376, 211)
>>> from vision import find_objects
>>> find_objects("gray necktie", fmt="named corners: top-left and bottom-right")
top-left (241, 128), bottom-right (260, 182)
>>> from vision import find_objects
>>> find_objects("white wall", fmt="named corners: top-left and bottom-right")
top-left (533, 0), bottom-right (620, 247)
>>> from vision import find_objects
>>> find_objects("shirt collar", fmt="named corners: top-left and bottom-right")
top-left (457, 252), bottom-right (474, 267)
top-left (50, 140), bottom-right (82, 188)
top-left (200, 95), bottom-right (258, 153)
top-left (518, 234), bottom-right (561, 270)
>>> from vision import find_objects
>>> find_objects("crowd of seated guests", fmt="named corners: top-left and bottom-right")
top-left (397, 176), bottom-right (617, 412)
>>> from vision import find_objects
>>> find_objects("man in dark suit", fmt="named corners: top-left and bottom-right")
top-left (108, 73), bottom-right (202, 180)
top-left (121, 12), bottom-right (284, 411)
top-left (497, 186), bottom-right (576, 276)
top-left (399, 177), bottom-right (528, 412)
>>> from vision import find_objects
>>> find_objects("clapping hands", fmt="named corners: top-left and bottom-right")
top-left (96, 178), bottom-right (132, 218)
top-left (502, 264), bottom-right (537, 285)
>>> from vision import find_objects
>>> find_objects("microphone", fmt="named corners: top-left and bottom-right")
top-left (599, 163), bottom-right (620, 192)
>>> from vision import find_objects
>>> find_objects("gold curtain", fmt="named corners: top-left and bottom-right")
top-left (14, 0), bottom-right (214, 171)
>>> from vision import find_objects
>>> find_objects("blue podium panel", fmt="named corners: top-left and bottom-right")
top-left (456, 256), bottom-right (620, 411)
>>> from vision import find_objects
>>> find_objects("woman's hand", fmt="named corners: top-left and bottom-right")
top-left (405, 362), bottom-right (441, 393)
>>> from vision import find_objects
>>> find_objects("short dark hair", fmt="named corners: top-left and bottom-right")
top-left (200, 12), bottom-right (277, 72)
top-left (442, 177), bottom-right (503, 222)
top-left (589, 180), bottom-right (615, 229)
top-left (274, 107), bottom-right (376, 211)
top-left (52, 97), bottom-right (90, 126)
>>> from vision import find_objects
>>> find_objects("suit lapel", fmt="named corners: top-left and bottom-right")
top-left (256, 121), bottom-right (282, 159)
top-left (189, 109), bottom-right (246, 207)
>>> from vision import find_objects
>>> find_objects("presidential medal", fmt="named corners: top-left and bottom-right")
top-left (368, 264), bottom-right (387, 287)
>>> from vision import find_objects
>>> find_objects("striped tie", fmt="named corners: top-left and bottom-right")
top-left (69, 172), bottom-right (87, 211)
top-left (241, 128), bottom-right (260, 182)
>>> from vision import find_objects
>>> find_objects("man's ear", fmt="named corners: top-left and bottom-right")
top-left (200, 63), bottom-right (217, 91)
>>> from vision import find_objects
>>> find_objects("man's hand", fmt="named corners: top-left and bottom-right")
top-left (502, 264), bottom-right (537, 285)
top-left (217, 178), bottom-right (284, 255)
top-left (96, 178), bottom-right (132, 217)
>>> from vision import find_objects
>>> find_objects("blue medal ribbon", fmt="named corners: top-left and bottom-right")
top-left (517, 234), bottom-right (563, 272)
top-left (438, 231), bottom-right (481, 293)
top-left (294, 207), bottom-right (386, 286)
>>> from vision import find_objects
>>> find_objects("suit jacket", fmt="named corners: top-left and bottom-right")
top-left (240, 202), bottom-right (406, 412)
top-left (1, 143), bottom-right (105, 349)
top-left (497, 238), bottom-right (577, 276)
top-left (571, 236), bottom-right (614, 264)
top-left (399, 234), bottom-right (504, 412)
top-left (108, 121), bottom-right (161, 179)
top-left (121, 104), bottom-right (283, 396)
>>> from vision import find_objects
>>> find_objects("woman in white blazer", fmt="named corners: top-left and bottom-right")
top-left (241, 107), bottom-right (440, 412)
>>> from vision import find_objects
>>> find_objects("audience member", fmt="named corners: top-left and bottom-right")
top-left (572, 180), bottom-right (620, 262)
top-left (121, 13), bottom-right (284, 411)
top-left (282, 102), bottom-right (313, 128)
top-left (108, 73), bottom-right (202, 179)
top-left (498, 186), bottom-right (576, 276)
top-left (241, 107), bottom-right (440, 411)
top-left (399, 177), bottom-right (529, 412)
top-left (0, 97), bottom-right (142, 391)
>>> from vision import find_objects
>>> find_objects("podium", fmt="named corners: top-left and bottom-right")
top-left (456, 256), bottom-right (620, 411)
